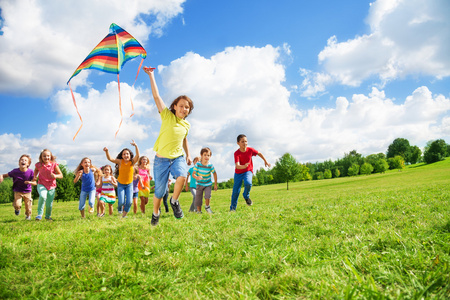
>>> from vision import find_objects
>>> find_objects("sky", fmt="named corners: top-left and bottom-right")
top-left (0, 0), bottom-right (449, 181)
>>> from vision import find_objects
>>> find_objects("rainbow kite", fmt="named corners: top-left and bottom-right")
top-left (68, 23), bottom-right (147, 140)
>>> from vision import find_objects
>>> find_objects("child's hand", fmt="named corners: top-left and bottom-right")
top-left (186, 156), bottom-right (192, 166)
top-left (77, 170), bottom-right (83, 177)
top-left (265, 162), bottom-right (271, 168)
top-left (143, 66), bottom-right (155, 74)
top-left (51, 173), bottom-right (57, 179)
top-left (130, 139), bottom-right (137, 147)
top-left (103, 147), bottom-right (108, 152)
top-left (214, 183), bottom-right (218, 191)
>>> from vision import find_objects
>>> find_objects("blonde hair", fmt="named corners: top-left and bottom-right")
top-left (138, 156), bottom-right (150, 171)
top-left (38, 149), bottom-right (56, 164)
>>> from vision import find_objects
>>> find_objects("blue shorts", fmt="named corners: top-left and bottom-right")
top-left (133, 192), bottom-right (139, 198)
top-left (153, 155), bottom-right (187, 199)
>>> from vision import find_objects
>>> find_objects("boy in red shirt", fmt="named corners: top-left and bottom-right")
top-left (230, 134), bottom-right (270, 211)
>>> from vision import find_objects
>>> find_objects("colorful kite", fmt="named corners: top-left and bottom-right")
top-left (68, 23), bottom-right (147, 140)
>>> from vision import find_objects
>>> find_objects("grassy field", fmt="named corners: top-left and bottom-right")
top-left (0, 159), bottom-right (449, 299)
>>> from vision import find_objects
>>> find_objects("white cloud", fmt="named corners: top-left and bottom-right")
top-left (300, 0), bottom-right (450, 96)
top-left (1, 44), bottom-right (449, 181)
top-left (0, 0), bottom-right (186, 97)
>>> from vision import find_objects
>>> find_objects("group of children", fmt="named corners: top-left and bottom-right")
top-left (0, 66), bottom-right (271, 225)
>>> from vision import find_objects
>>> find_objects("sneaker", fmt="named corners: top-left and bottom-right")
top-left (205, 206), bottom-right (213, 214)
top-left (99, 213), bottom-right (105, 218)
top-left (89, 207), bottom-right (94, 214)
top-left (35, 215), bottom-right (42, 221)
top-left (169, 197), bottom-right (184, 219)
top-left (230, 209), bottom-right (236, 212)
top-left (197, 210), bottom-right (202, 214)
top-left (151, 213), bottom-right (160, 226)
top-left (15, 209), bottom-right (20, 216)
top-left (245, 198), bottom-right (253, 206)
top-left (45, 217), bottom-right (53, 222)
top-left (25, 216), bottom-right (31, 220)
top-left (118, 210), bottom-right (123, 215)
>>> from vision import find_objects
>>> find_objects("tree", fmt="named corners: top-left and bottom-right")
top-left (323, 169), bottom-right (332, 179)
top-left (423, 139), bottom-right (447, 164)
top-left (360, 163), bottom-right (374, 175)
top-left (347, 163), bottom-right (359, 176)
top-left (0, 177), bottom-right (13, 204)
top-left (387, 138), bottom-right (411, 161)
top-left (373, 159), bottom-right (389, 173)
top-left (333, 168), bottom-right (341, 178)
top-left (55, 164), bottom-right (77, 202)
top-left (409, 145), bottom-right (422, 164)
top-left (388, 155), bottom-right (404, 170)
top-left (273, 153), bottom-right (301, 190)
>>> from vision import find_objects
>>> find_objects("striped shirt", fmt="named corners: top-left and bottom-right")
top-left (193, 162), bottom-right (215, 187)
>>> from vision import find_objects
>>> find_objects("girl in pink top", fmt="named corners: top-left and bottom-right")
top-left (32, 149), bottom-right (63, 221)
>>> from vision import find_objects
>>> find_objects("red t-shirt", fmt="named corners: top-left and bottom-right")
top-left (234, 147), bottom-right (258, 174)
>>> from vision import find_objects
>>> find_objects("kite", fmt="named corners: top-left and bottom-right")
top-left (67, 23), bottom-right (147, 140)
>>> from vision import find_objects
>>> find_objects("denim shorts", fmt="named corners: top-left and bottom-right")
top-left (153, 155), bottom-right (187, 199)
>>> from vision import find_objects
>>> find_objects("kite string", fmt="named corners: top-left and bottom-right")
top-left (115, 74), bottom-right (123, 138)
top-left (129, 58), bottom-right (145, 118)
top-left (69, 82), bottom-right (83, 141)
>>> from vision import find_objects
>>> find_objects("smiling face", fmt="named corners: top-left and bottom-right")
top-left (174, 99), bottom-right (191, 119)
top-left (122, 150), bottom-right (131, 161)
top-left (104, 166), bottom-right (111, 176)
top-left (82, 158), bottom-right (91, 170)
top-left (200, 150), bottom-right (211, 165)
top-left (139, 156), bottom-right (148, 167)
top-left (18, 155), bottom-right (30, 169)
top-left (237, 136), bottom-right (248, 152)
top-left (41, 151), bottom-right (52, 164)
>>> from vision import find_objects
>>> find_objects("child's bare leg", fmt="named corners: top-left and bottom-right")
top-left (96, 195), bottom-right (100, 215)
top-left (197, 205), bottom-right (201, 212)
top-left (80, 209), bottom-right (85, 218)
top-left (132, 198), bottom-right (137, 214)
top-left (205, 198), bottom-right (210, 206)
top-left (109, 204), bottom-right (113, 215)
top-left (171, 177), bottom-right (186, 200)
top-left (140, 196), bottom-right (147, 213)
top-left (153, 195), bottom-right (162, 215)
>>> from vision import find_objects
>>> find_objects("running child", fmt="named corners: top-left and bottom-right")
top-left (185, 156), bottom-right (200, 212)
top-left (97, 165), bottom-right (117, 216)
top-left (132, 166), bottom-right (141, 214)
top-left (192, 148), bottom-right (217, 214)
top-left (103, 140), bottom-right (140, 218)
top-left (230, 134), bottom-right (270, 211)
top-left (137, 156), bottom-right (152, 214)
top-left (143, 66), bottom-right (193, 226)
top-left (32, 149), bottom-right (63, 221)
top-left (73, 157), bottom-right (102, 218)
top-left (0, 154), bottom-right (35, 220)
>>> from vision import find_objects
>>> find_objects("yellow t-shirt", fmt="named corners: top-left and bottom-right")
top-left (154, 108), bottom-right (190, 159)
top-left (117, 160), bottom-right (133, 185)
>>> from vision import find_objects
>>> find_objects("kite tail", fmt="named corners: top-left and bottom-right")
top-left (115, 74), bottom-right (123, 138)
top-left (129, 58), bottom-right (145, 118)
top-left (69, 82), bottom-right (83, 140)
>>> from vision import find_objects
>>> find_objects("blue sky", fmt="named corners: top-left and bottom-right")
top-left (0, 0), bottom-right (449, 181)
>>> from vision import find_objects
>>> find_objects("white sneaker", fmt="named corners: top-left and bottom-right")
top-left (205, 206), bottom-right (213, 214)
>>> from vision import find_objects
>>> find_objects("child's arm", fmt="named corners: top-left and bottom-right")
top-left (257, 152), bottom-right (271, 168)
top-left (111, 176), bottom-right (118, 187)
top-left (73, 170), bottom-right (83, 183)
top-left (235, 161), bottom-right (250, 169)
top-left (103, 147), bottom-right (120, 164)
top-left (0, 173), bottom-right (6, 183)
top-left (213, 171), bottom-right (218, 191)
top-left (31, 167), bottom-right (39, 184)
top-left (131, 140), bottom-right (140, 164)
top-left (183, 137), bottom-right (192, 166)
top-left (143, 67), bottom-right (166, 113)
top-left (53, 165), bottom-right (63, 179)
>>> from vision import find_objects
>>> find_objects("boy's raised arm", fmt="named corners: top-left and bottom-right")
top-left (257, 152), bottom-right (271, 168)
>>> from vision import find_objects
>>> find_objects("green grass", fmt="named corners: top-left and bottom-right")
top-left (1, 159), bottom-right (449, 299)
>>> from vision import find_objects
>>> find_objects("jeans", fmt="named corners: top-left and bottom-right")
top-left (230, 171), bottom-right (253, 211)
top-left (117, 183), bottom-right (133, 213)
top-left (79, 189), bottom-right (96, 211)
top-left (153, 155), bottom-right (187, 199)
top-left (37, 184), bottom-right (56, 218)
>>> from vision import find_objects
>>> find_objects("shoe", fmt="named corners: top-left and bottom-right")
top-left (35, 215), bottom-right (42, 221)
top-left (205, 206), bottom-right (213, 214)
top-left (197, 210), bottom-right (202, 214)
top-left (118, 211), bottom-right (123, 215)
top-left (151, 213), bottom-right (160, 226)
top-left (169, 197), bottom-right (184, 219)
top-left (45, 217), bottom-right (53, 222)
top-left (230, 209), bottom-right (236, 212)
top-left (245, 198), bottom-right (253, 206)
top-left (99, 213), bottom-right (105, 218)
top-left (25, 216), bottom-right (31, 220)
top-left (15, 209), bottom-right (20, 216)
top-left (89, 207), bottom-right (94, 214)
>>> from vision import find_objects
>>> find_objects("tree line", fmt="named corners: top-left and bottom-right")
top-left (0, 138), bottom-right (448, 202)
top-left (253, 138), bottom-right (450, 190)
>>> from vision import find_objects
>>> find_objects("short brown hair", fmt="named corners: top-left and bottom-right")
top-left (200, 147), bottom-right (211, 156)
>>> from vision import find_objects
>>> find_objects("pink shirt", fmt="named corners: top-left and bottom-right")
top-left (35, 162), bottom-right (58, 190)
